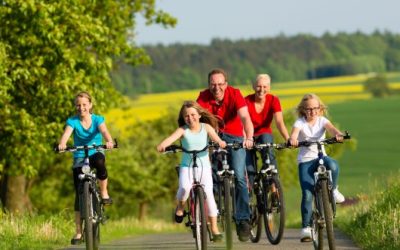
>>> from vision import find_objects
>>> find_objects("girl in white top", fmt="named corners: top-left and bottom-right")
top-left (289, 93), bottom-right (345, 242)
top-left (157, 101), bottom-right (226, 241)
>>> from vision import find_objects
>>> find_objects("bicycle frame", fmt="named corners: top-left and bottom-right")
top-left (164, 145), bottom-right (209, 250)
top-left (55, 140), bottom-right (118, 250)
top-left (250, 142), bottom-right (286, 245)
top-left (209, 142), bottom-right (242, 250)
top-left (297, 131), bottom-right (351, 250)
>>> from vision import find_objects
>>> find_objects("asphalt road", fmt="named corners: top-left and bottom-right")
top-left (61, 228), bottom-right (361, 250)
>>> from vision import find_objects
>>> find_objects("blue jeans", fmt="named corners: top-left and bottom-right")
top-left (245, 133), bottom-right (277, 187)
top-left (298, 156), bottom-right (339, 227)
top-left (219, 133), bottom-right (250, 222)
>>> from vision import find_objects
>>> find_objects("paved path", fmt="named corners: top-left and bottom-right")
top-left (61, 228), bottom-right (361, 250)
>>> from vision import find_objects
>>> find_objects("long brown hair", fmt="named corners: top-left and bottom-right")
top-left (178, 101), bottom-right (219, 130)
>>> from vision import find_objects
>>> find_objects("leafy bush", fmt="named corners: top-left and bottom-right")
top-left (364, 74), bottom-right (392, 98)
top-left (339, 177), bottom-right (400, 249)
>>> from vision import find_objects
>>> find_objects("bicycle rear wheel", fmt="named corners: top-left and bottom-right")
top-left (83, 181), bottom-right (94, 250)
top-left (321, 179), bottom-right (336, 250)
top-left (263, 176), bottom-right (285, 245)
top-left (223, 177), bottom-right (233, 250)
top-left (194, 186), bottom-right (208, 250)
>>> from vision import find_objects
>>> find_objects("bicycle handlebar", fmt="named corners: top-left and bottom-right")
top-left (253, 142), bottom-right (287, 150)
top-left (164, 144), bottom-right (208, 154)
top-left (297, 131), bottom-right (351, 147)
top-left (208, 141), bottom-right (243, 149)
top-left (54, 139), bottom-right (119, 153)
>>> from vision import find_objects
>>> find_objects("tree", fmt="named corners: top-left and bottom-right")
top-left (0, 0), bottom-right (176, 213)
top-left (364, 74), bottom-right (391, 98)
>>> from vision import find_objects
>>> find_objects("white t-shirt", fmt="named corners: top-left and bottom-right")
top-left (293, 116), bottom-right (329, 163)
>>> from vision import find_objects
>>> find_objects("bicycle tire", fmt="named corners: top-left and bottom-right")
top-left (249, 184), bottom-right (262, 243)
top-left (223, 177), bottom-right (233, 250)
top-left (194, 186), bottom-right (208, 250)
top-left (83, 181), bottom-right (94, 250)
top-left (311, 209), bottom-right (324, 250)
top-left (93, 194), bottom-right (101, 250)
top-left (321, 179), bottom-right (336, 250)
top-left (263, 176), bottom-right (285, 245)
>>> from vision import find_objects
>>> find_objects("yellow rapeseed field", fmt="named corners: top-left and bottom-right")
top-left (106, 73), bottom-right (399, 136)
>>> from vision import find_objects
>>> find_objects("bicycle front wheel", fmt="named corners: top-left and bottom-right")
top-left (249, 183), bottom-right (262, 243)
top-left (93, 195), bottom-right (101, 250)
top-left (223, 177), bottom-right (233, 250)
top-left (194, 186), bottom-right (208, 250)
top-left (321, 179), bottom-right (336, 250)
top-left (263, 176), bottom-right (285, 245)
top-left (83, 181), bottom-right (94, 250)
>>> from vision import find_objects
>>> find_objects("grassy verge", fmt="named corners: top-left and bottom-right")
top-left (336, 175), bottom-right (400, 250)
top-left (0, 210), bottom-right (184, 250)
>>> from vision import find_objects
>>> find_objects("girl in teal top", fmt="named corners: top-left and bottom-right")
top-left (157, 101), bottom-right (226, 241)
top-left (58, 91), bottom-right (114, 245)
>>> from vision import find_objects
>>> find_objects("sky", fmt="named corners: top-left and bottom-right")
top-left (135, 0), bottom-right (400, 46)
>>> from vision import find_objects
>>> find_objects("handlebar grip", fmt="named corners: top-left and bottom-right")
top-left (343, 131), bottom-right (351, 140)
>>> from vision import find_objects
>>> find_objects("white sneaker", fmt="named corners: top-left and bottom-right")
top-left (333, 188), bottom-right (345, 203)
top-left (300, 227), bottom-right (312, 242)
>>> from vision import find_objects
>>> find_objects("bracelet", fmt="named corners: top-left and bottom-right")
top-left (246, 138), bottom-right (254, 142)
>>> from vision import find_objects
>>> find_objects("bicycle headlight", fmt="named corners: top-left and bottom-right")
top-left (82, 165), bottom-right (91, 174)
top-left (317, 165), bottom-right (326, 173)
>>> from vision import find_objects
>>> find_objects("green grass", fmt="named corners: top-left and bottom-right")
top-left (336, 176), bottom-right (400, 249)
top-left (0, 210), bottom-right (183, 250)
top-left (329, 95), bottom-right (400, 196)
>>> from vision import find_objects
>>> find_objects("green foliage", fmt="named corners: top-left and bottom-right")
top-left (112, 31), bottom-right (400, 96)
top-left (105, 107), bottom-right (180, 218)
top-left (0, 0), bottom-right (176, 211)
top-left (364, 74), bottom-right (392, 98)
top-left (338, 177), bottom-right (400, 250)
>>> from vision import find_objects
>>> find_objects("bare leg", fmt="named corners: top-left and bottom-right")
top-left (209, 216), bottom-right (220, 234)
top-left (98, 178), bottom-right (109, 198)
top-left (176, 200), bottom-right (186, 216)
top-left (74, 211), bottom-right (82, 238)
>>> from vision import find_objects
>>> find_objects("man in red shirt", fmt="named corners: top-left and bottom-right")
top-left (244, 74), bottom-right (289, 185)
top-left (197, 68), bottom-right (254, 242)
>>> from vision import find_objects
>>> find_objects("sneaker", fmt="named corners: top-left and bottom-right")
top-left (333, 188), bottom-right (345, 204)
top-left (236, 220), bottom-right (250, 242)
top-left (300, 227), bottom-right (312, 242)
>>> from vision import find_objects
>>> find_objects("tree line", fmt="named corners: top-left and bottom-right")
top-left (112, 31), bottom-right (400, 96)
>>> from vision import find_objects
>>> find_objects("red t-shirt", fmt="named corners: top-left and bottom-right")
top-left (197, 86), bottom-right (247, 137)
top-left (245, 93), bottom-right (282, 136)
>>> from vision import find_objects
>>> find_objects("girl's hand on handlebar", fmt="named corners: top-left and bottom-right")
top-left (335, 133), bottom-right (344, 142)
top-left (218, 140), bottom-right (227, 149)
top-left (106, 141), bottom-right (114, 149)
top-left (58, 143), bottom-right (67, 151)
top-left (289, 138), bottom-right (298, 147)
top-left (156, 144), bottom-right (166, 153)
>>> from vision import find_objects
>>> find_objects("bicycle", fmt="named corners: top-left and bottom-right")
top-left (295, 131), bottom-right (351, 250)
top-left (55, 140), bottom-right (118, 250)
top-left (209, 142), bottom-right (243, 250)
top-left (248, 142), bottom-right (286, 245)
top-left (164, 144), bottom-right (210, 250)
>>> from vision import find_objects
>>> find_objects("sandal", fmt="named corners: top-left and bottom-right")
top-left (174, 207), bottom-right (184, 223)
top-left (70, 236), bottom-right (82, 245)
top-left (102, 197), bottom-right (113, 205)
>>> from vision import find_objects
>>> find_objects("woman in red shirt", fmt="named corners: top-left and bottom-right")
top-left (245, 74), bottom-right (289, 184)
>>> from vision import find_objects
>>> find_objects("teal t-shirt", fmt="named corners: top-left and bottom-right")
top-left (180, 123), bottom-right (211, 168)
top-left (66, 114), bottom-right (104, 158)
